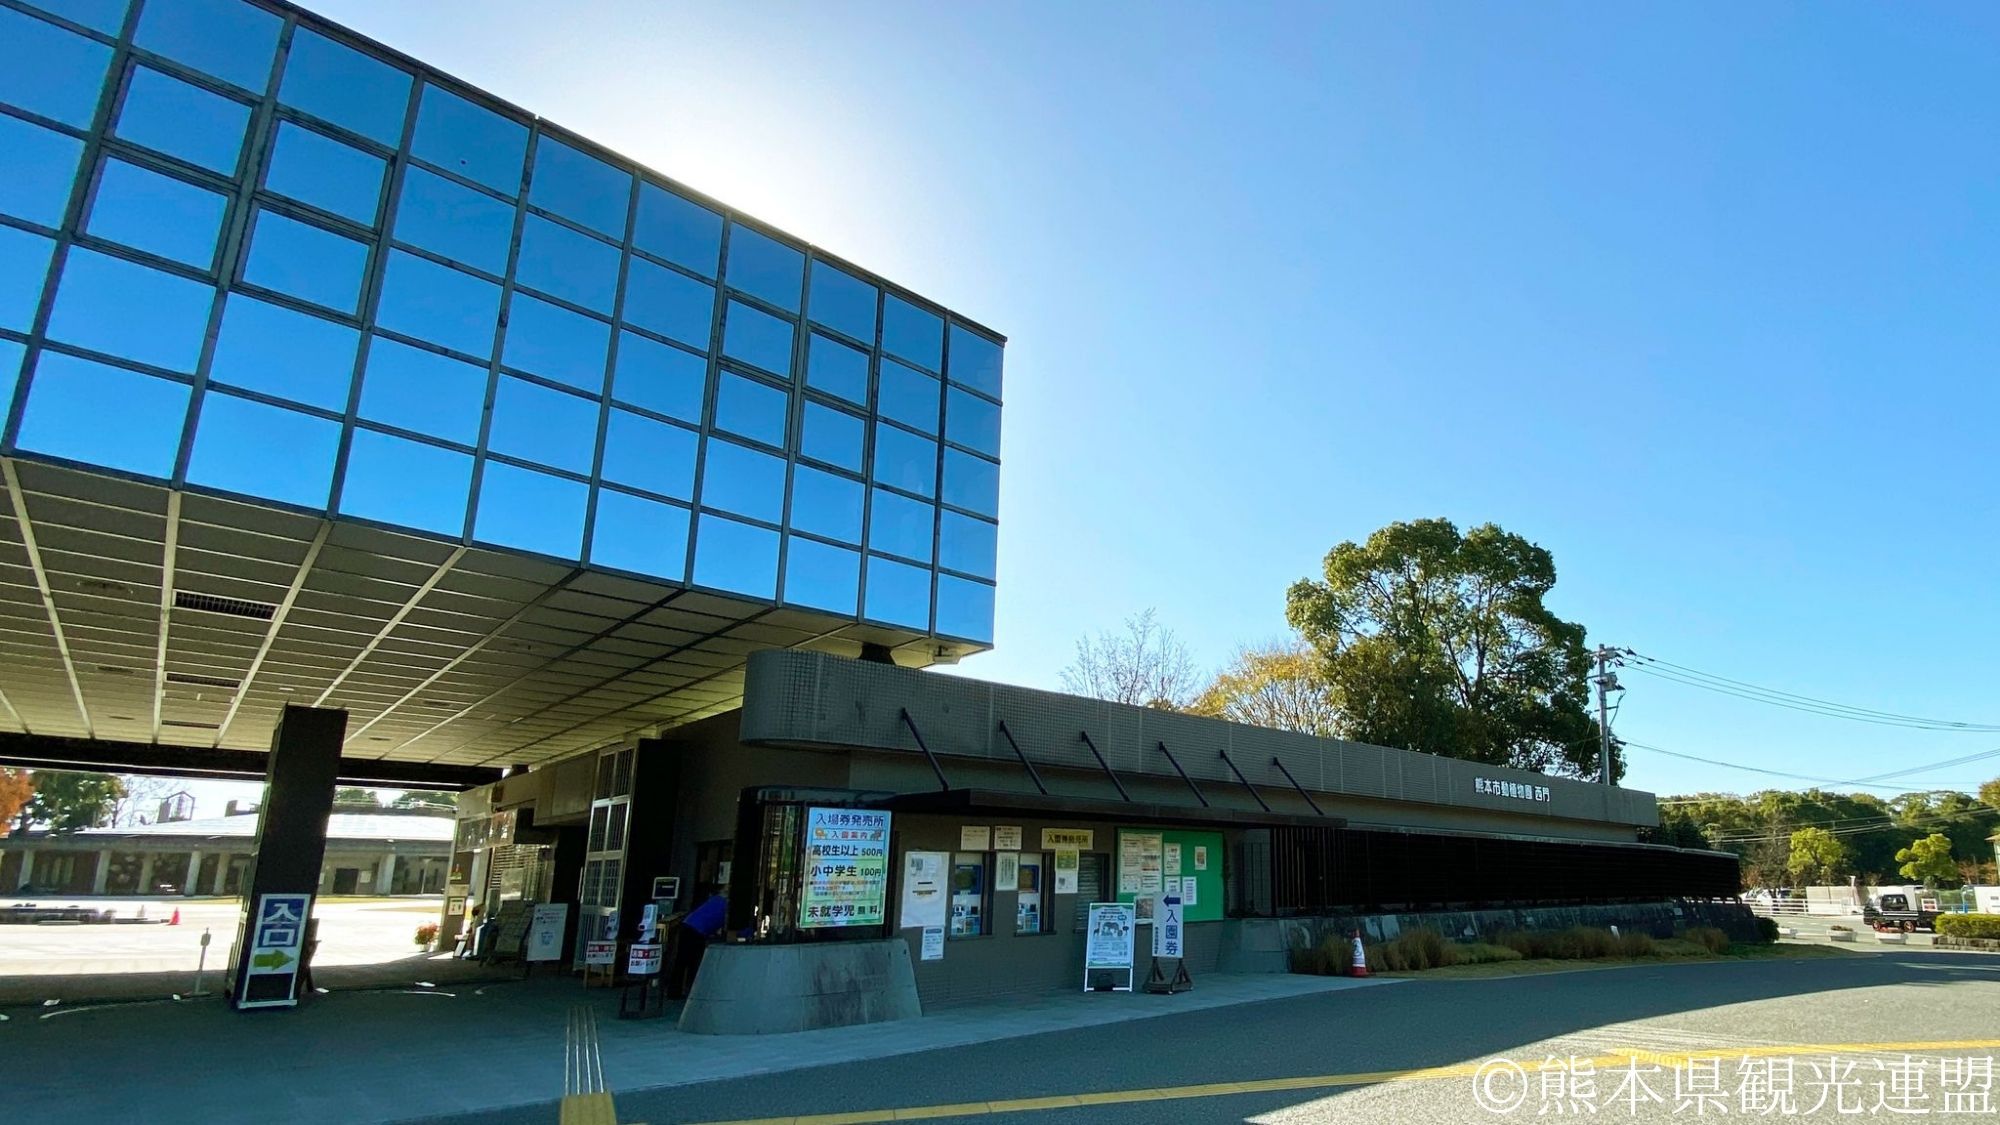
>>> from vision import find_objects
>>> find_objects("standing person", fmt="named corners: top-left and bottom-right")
top-left (670, 884), bottom-right (726, 997)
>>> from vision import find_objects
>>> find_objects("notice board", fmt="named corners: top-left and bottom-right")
top-left (1115, 828), bottom-right (1222, 922)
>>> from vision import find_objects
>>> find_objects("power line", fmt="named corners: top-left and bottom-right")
top-left (1622, 740), bottom-right (1935, 792)
top-left (1625, 652), bottom-right (2000, 732)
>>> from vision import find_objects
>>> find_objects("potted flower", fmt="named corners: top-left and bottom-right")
top-left (415, 921), bottom-right (440, 951)
top-left (1876, 927), bottom-right (1907, 944)
top-left (1828, 924), bottom-right (1856, 943)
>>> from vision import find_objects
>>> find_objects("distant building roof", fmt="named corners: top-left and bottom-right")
top-left (11, 810), bottom-right (454, 845)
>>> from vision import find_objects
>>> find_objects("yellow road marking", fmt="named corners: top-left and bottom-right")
top-left (686, 1039), bottom-right (2000, 1125)
top-left (559, 1090), bottom-right (619, 1125)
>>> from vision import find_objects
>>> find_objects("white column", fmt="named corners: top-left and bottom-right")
top-left (186, 849), bottom-right (203, 896)
top-left (137, 852), bottom-right (156, 895)
top-left (212, 854), bottom-right (230, 896)
top-left (92, 849), bottom-right (112, 894)
top-left (378, 852), bottom-right (398, 896)
top-left (15, 849), bottom-right (32, 889)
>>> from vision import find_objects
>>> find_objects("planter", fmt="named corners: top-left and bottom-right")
top-left (1876, 931), bottom-right (1906, 944)
top-left (1829, 930), bottom-right (1857, 943)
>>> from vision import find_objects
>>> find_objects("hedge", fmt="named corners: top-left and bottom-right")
top-left (1934, 914), bottom-right (2000, 940)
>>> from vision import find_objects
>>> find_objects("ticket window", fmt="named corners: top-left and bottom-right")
top-left (1015, 853), bottom-right (1050, 934)
top-left (949, 853), bottom-right (987, 937)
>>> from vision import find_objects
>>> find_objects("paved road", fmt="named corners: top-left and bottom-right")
top-left (0, 895), bottom-right (443, 974)
top-left (433, 949), bottom-right (2000, 1125)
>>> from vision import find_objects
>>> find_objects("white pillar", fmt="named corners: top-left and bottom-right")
top-left (185, 849), bottom-right (202, 895)
top-left (212, 854), bottom-right (230, 896)
top-left (137, 852), bottom-right (156, 896)
top-left (92, 849), bottom-right (112, 894)
top-left (15, 849), bottom-right (32, 889)
top-left (378, 852), bottom-right (398, 896)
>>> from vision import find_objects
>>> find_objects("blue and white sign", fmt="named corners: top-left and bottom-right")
top-left (240, 893), bottom-right (313, 1009)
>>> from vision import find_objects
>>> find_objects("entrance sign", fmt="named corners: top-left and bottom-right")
top-left (583, 940), bottom-right (617, 966)
top-left (526, 903), bottom-right (569, 963)
top-left (627, 942), bottom-right (663, 975)
top-left (1083, 902), bottom-right (1136, 992)
top-left (921, 926), bottom-right (945, 961)
top-left (241, 893), bottom-right (312, 1008)
top-left (1153, 895), bottom-right (1183, 958)
top-left (1043, 828), bottom-right (1094, 850)
top-left (799, 807), bottom-right (891, 929)
top-left (899, 850), bottom-right (949, 929)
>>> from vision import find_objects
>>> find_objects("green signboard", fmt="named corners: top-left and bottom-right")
top-left (1115, 828), bottom-right (1223, 923)
top-left (798, 807), bottom-right (891, 928)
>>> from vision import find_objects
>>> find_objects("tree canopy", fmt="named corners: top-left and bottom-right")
top-left (1787, 826), bottom-right (1847, 884)
top-left (0, 768), bottom-right (31, 836)
top-left (1895, 833), bottom-right (1958, 887)
top-left (1059, 608), bottom-right (1200, 710)
top-left (22, 771), bottom-right (124, 835)
top-left (1191, 640), bottom-right (1342, 737)
top-left (1285, 518), bottom-right (1613, 779)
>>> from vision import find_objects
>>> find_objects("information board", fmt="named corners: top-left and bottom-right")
top-left (490, 900), bottom-right (532, 958)
top-left (1116, 829), bottom-right (1223, 923)
top-left (1083, 902), bottom-right (1136, 991)
top-left (526, 903), bottom-right (568, 963)
top-left (799, 807), bottom-right (891, 929)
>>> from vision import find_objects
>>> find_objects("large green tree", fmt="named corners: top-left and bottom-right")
top-left (1895, 833), bottom-right (1957, 888)
top-left (22, 771), bottom-right (124, 834)
top-left (1191, 639), bottom-right (1343, 737)
top-left (1787, 826), bottom-right (1847, 884)
top-left (1285, 518), bottom-right (1613, 778)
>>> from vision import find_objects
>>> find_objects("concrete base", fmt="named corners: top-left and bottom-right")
top-left (677, 939), bottom-right (923, 1035)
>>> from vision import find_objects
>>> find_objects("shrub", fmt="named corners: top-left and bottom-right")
top-left (1614, 931), bottom-right (1656, 957)
top-left (1653, 937), bottom-right (1708, 956)
top-left (1754, 917), bottom-right (1780, 943)
top-left (1935, 914), bottom-right (2000, 940)
top-left (1681, 926), bottom-right (1730, 954)
top-left (1454, 941), bottom-right (1523, 964)
top-left (414, 921), bottom-right (439, 947)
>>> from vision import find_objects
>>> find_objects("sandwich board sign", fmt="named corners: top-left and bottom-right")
top-left (526, 903), bottom-right (569, 963)
top-left (1152, 894), bottom-right (1183, 959)
top-left (239, 893), bottom-right (312, 1009)
top-left (1083, 901), bottom-right (1136, 992)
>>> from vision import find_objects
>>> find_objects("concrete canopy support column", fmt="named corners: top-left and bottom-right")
top-left (212, 854), bottom-right (229, 896)
top-left (377, 852), bottom-right (397, 896)
top-left (230, 706), bottom-right (346, 1011)
top-left (137, 853), bottom-right (155, 896)
top-left (187, 849), bottom-right (202, 895)
top-left (92, 849), bottom-right (111, 894)
top-left (15, 849), bottom-right (31, 888)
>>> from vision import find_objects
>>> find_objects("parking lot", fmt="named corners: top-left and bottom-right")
top-left (0, 895), bottom-right (447, 977)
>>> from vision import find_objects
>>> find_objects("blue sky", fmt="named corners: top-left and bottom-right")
top-left (234, 0), bottom-right (2000, 807)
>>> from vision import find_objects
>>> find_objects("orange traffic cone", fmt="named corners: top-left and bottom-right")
top-left (1349, 929), bottom-right (1369, 977)
top-left (169, 908), bottom-right (181, 926)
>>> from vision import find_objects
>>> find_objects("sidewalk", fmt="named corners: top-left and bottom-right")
top-left (5, 970), bottom-right (1393, 1124)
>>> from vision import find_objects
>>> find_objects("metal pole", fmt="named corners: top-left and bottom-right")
top-left (194, 928), bottom-right (211, 996)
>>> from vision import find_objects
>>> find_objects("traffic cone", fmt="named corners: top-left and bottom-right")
top-left (169, 908), bottom-right (180, 926)
top-left (1349, 929), bottom-right (1370, 977)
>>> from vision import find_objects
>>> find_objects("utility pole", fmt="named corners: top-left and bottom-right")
top-left (1593, 645), bottom-right (1625, 785)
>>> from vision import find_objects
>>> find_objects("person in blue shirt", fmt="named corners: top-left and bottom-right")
top-left (670, 884), bottom-right (726, 997)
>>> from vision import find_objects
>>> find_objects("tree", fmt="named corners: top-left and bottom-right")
top-left (392, 790), bottom-right (457, 810)
top-left (23, 771), bottom-right (124, 835)
top-left (108, 774), bottom-right (180, 827)
top-left (1285, 518), bottom-right (1613, 778)
top-left (1979, 777), bottom-right (2000, 813)
top-left (1190, 639), bottom-right (1342, 737)
top-left (334, 787), bottom-right (383, 807)
top-left (1786, 826), bottom-right (1847, 885)
top-left (0, 768), bottom-right (32, 836)
top-left (1895, 832), bottom-right (1958, 888)
top-left (1059, 608), bottom-right (1200, 710)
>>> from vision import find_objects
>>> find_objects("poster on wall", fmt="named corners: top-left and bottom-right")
top-left (1164, 843), bottom-right (1181, 875)
top-left (798, 807), bottom-right (892, 929)
top-left (1118, 834), bottom-right (1144, 893)
top-left (1194, 846), bottom-right (1208, 871)
top-left (899, 850), bottom-right (949, 929)
top-left (960, 825), bottom-right (992, 850)
top-left (994, 851), bottom-right (1020, 893)
top-left (993, 826), bottom-right (1023, 851)
top-left (1180, 877), bottom-right (1198, 906)
top-left (1054, 849), bottom-right (1079, 894)
top-left (921, 926), bottom-right (945, 960)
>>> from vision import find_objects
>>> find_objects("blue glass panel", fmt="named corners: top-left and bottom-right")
top-left (725, 226), bottom-right (803, 312)
top-left (600, 408), bottom-right (696, 500)
top-left (0, 114), bottom-right (85, 227)
top-left (243, 210), bottom-right (368, 314)
top-left (45, 247), bottom-right (213, 371)
top-left (936, 575), bottom-right (994, 643)
top-left (788, 465), bottom-right (862, 545)
top-left (868, 487), bottom-right (934, 563)
top-left (208, 294), bottom-right (357, 412)
top-left (487, 376), bottom-right (599, 475)
top-left (515, 214), bottom-right (619, 314)
top-left (17, 352), bottom-right (189, 477)
top-left (783, 537), bottom-right (859, 616)
top-left (185, 392), bottom-right (340, 509)
top-left (882, 294), bottom-right (943, 372)
top-left (0, 338), bottom-right (25, 417)
top-left (633, 182), bottom-right (721, 277)
top-left (800, 402), bottom-right (863, 473)
top-left (863, 555), bottom-right (930, 630)
top-left (0, 8), bottom-right (113, 127)
top-left (135, 0), bottom-right (280, 92)
top-left (530, 135), bottom-right (630, 239)
top-left (878, 359), bottom-right (940, 434)
top-left (939, 511), bottom-right (998, 580)
top-left (0, 227), bottom-right (56, 334)
top-left (25, 0), bottom-right (128, 35)
top-left (699, 439), bottom-right (785, 524)
top-left (376, 250), bottom-right (500, 359)
top-left (392, 167), bottom-right (514, 276)
top-left (339, 428), bottom-right (472, 536)
top-left (721, 299), bottom-right (793, 376)
top-left (278, 29), bottom-right (412, 146)
top-left (948, 325), bottom-right (1003, 400)
top-left (115, 67), bottom-right (249, 174)
top-left (873, 423), bottom-right (937, 499)
top-left (501, 293), bottom-right (610, 393)
top-left (692, 514), bottom-right (777, 599)
top-left (590, 489), bottom-right (689, 582)
top-left (358, 336), bottom-right (487, 445)
top-left (714, 372), bottom-right (787, 448)
top-left (621, 258), bottom-right (713, 349)
top-left (808, 261), bottom-right (876, 343)
top-left (805, 332), bottom-right (867, 405)
top-left (473, 461), bottom-right (586, 559)
top-left (610, 332), bottom-right (705, 422)
top-left (85, 158), bottom-right (226, 268)
top-left (942, 448), bottom-right (999, 517)
top-left (946, 386), bottom-right (1001, 457)
top-left (411, 85), bottom-right (527, 197)
top-left (266, 123), bottom-right (385, 225)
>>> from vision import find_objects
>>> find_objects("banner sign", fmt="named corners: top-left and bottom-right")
top-left (583, 940), bottom-right (617, 966)
top-left (1043, 828), bottom-right (1094, 850)
top-left (1153, 895), bottom-right (1184, 958)
top-left (1084, 902), bottom-right (1136, 971)
top-left (799, 807), bottom-right (891, 929)
top-left (526, 903), bottom-right (569, 963)
top-left (627, 942), bottom-right (663, 975)
top-left (899, 850), bottom-right (950, 929)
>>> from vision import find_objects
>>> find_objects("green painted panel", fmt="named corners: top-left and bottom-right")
top-left (1114, 827), bottom-right (1223, 923)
